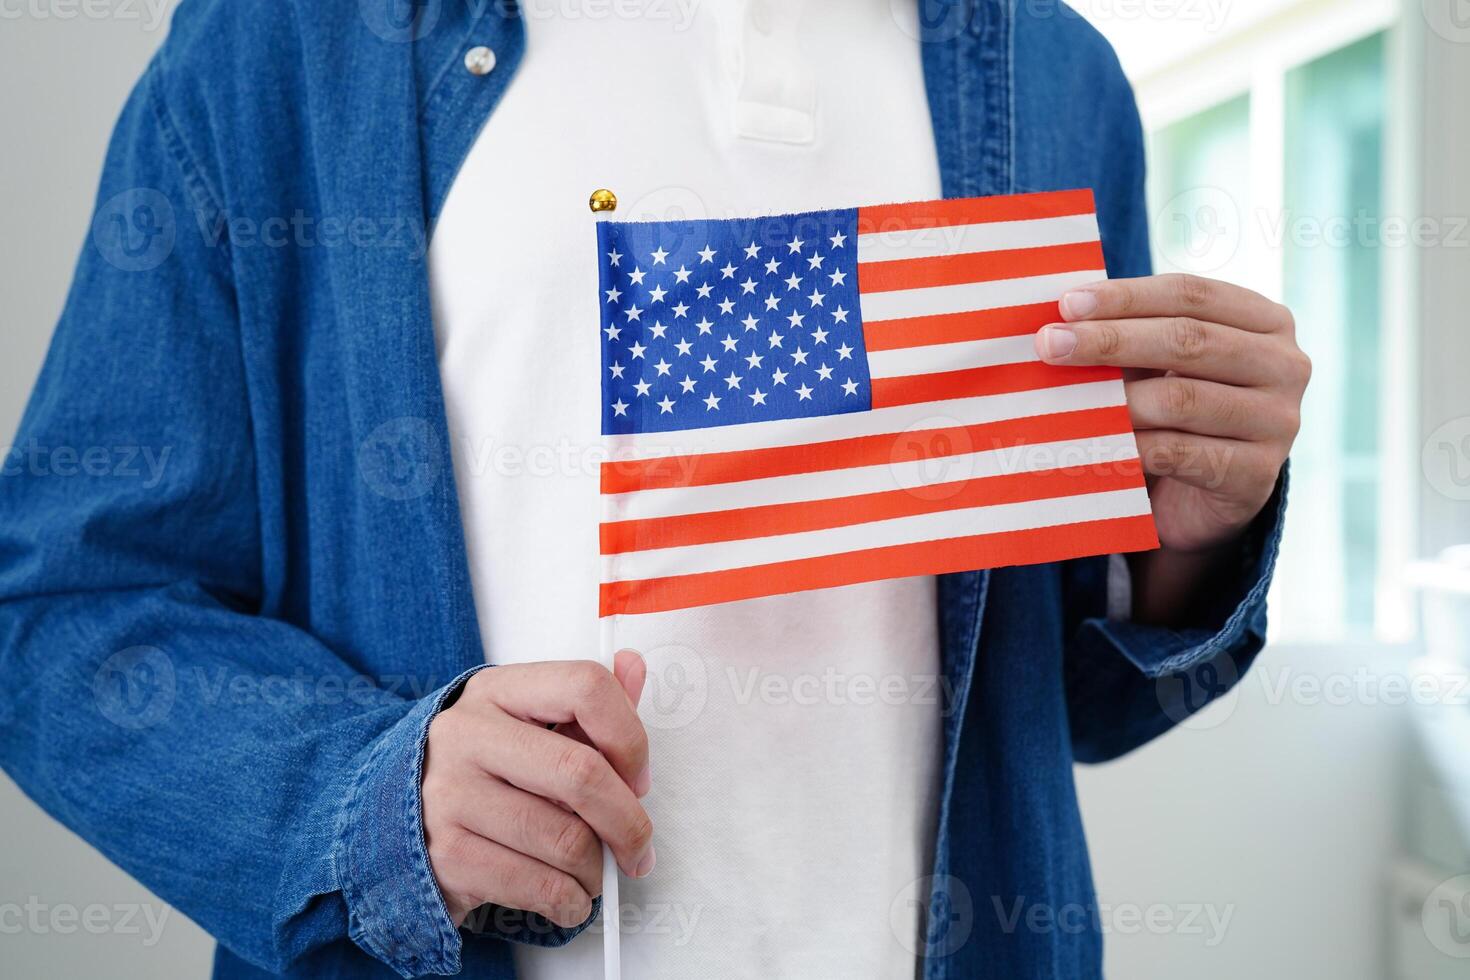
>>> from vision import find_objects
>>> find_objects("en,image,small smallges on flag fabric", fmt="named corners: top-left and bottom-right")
top-left (596, 189), bottom-right (1159, 618)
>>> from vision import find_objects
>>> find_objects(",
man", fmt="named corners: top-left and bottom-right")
top-left (0, 1), bottom-right (1307, 978)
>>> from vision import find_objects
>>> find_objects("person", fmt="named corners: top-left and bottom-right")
top-left (0, 1), bottom-right (1308, 978)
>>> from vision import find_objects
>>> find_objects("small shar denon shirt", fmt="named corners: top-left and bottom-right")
top-left (430, 2), bottom-right (945, 975)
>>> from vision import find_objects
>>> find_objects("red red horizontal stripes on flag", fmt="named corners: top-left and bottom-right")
top-left (856, 189), bottom-right (1097, 235)
top-left (600, 458), bottom-right (1146, 555)
top-left (599, 404), bottom-right (1133, 494)
top-left (870, 362), bottom-right (1119, 410)
top-left (599, 513), bottom-right (1159, 616)
top-left (863, 301), bottom-right (1061, 352)
top-left (857, 241), bottom-right (1105, 294)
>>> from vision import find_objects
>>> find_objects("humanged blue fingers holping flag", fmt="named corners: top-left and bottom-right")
top-left (595, 189), bottom-right (1159, 618)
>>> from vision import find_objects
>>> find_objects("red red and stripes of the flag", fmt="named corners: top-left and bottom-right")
top-left (599, 189), bottom-right (1158, 617)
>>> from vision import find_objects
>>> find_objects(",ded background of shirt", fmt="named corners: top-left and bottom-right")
top-left (430, 1), bottom-right (946, 975)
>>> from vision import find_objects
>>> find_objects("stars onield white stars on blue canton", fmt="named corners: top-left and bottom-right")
top-left (597, 210), bottom-right (872, 435)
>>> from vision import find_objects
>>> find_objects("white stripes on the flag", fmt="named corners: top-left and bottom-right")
top-left (866, 333), bottom-right (1039, 379)
top-left (855, 213), bottom-right (1101, 264)
top-left (601, 487), bottom-right (1152, 581)
top-left (605, 431), bottom-right (1140, 522)
top-left (606, 378), bottom-right (1126, 461)
top-left (858, 268), bottom-right (1103, 324)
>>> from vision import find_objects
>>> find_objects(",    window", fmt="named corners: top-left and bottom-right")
top-left (1127, 3), bottom-right (1407, 643)
top-left (1280, 34), bottom-right (1389, 638)
top-left (1148, 95), bottom-right (1253, 289)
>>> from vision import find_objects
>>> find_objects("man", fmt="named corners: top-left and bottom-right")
top-left (0, 1), bottom-right (1307, 978)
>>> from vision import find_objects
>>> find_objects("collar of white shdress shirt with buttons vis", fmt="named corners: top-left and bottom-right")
top-left (458, 0), bottom-right (828, 147)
